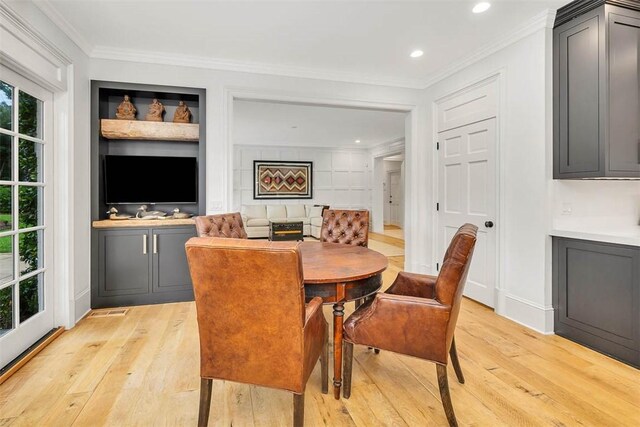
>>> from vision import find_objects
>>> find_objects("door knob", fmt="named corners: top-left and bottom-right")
top-left (485, 221), bottom-right (494, 228)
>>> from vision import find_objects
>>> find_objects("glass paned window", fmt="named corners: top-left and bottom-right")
top-left (19, 229), bottom-right (41, 275)
top-left (0, 235), bottom-right (13, 286)
top-left (18, 186), bottom-right (41, 229)
top-left (18, 90), bottom-right (42, 139)
top-left (19, 273), bottom-right (42, 323)
top-left (0, 285), bottom-right (13, 336)
top-left (0, 134), bottom-right (11, 181)
top-left (0, 82), bottom-right (12, 131)
top-left (19, 139), bottom-right (42, 182)
top-left (0, 185), bottom-right (12, 231)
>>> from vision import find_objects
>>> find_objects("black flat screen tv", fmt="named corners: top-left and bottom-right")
top-left (104, 155), bottom-right (198, 204)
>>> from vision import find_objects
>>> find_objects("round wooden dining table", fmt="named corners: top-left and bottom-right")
top-left (299, 241), bottom-right (388, 399)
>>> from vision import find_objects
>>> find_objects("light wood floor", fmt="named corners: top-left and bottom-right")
top-left (0, 235), bottom-right (639, 426)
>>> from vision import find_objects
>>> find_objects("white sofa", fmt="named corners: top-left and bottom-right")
top-left (241, 204), bottom-right (325, 239)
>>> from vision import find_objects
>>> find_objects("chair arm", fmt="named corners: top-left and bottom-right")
top-left (305, 297), bottom-right (323, 324)
top-left (386, 271), bottom-right (437, 299)
top-left (302, 297), bottom-right (327, 386)
top-left (343, 293), bottom-right (451, 364)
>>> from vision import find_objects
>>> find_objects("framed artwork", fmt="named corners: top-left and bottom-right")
top-left (254, 161), bottom-right (313, 199)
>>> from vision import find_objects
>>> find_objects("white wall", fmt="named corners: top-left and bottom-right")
top-left (2, 1), bottom-right (91, 327)
top-left (422, 27), bottom-right (553, 332)
top-left (233, 145), bottom-right (370, 211)
top-left (552, 181), bottom-right (640, 228)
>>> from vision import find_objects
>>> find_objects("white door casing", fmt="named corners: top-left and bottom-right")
top-left (436, 78), bottom-right (498, 308)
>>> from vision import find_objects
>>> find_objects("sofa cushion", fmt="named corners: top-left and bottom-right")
top-left (267, 205), bottom-right (287, 219)
top-left (310, 217), bottom-right (323, 227)
top-left (246, 218), bottom-right (270, 227)
top-left (308, 206), bottom-right (324, 218)
top-left (286, 204), bottom-right (306, 218)
top-left (242, 205), bottom-right (267, 219)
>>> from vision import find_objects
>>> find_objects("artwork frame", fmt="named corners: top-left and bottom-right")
top-left (253, 160), bottom-right (313, 199)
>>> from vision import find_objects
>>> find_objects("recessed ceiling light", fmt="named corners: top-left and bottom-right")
top-left (291, 126), bottom-right (297, 129)
top-left (410, 50), bottom-right (424, 58)
top-left (472, 2), bottom-right (491, 13)
top-left (355, 140), bottom-right (361, 144)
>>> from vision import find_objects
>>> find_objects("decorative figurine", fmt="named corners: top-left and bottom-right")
top-left (172, 101), bottom-right (192, 123)
top-left (172, 208), bottom-right (191, 219)
top-left (115, 95), bottom-right (137, 120)
top-left (106, 207), bottom-right (132, 220)
top-left (145, 98), bottom-right (165, 122)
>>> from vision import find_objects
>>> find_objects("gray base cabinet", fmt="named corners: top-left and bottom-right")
top-left (553, 237), bottom-right (639, 367)
top-left (93, 225), bottom-right (196, 308)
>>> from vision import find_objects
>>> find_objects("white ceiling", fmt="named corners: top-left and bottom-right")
top-left (38, 0), bottom-right (569, 88)
top-left (233, 100), bottom-right (406, 148)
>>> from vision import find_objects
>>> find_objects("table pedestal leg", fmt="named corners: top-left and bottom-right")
top-left (332, 302), bottom-right (345, 400)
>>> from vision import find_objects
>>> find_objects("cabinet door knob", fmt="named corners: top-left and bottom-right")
top-left (485, 221), bottom-right (494, 228)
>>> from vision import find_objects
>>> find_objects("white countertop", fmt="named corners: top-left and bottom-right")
top-left (550, 223), bottom-right (640, 247)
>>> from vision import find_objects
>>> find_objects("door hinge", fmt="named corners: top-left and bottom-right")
top-left (436, 202), bottom-right (439, 211)
top-left (436, 142), bottom-right (440, 150)
top-left (436, 263), bottom-right (439, 271)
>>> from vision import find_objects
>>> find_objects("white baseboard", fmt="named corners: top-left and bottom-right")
top-left (500, 292), bottom-right (554, 334)
top-left (74, 288), bottom-right (91, 326)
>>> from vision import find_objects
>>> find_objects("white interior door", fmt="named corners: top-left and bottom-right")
top-left (437, 118), bottom-right (496, 307)
top-left (0, 66), bottom-right (54, 368)
top-left (388, 171), bottom-right (401, 226)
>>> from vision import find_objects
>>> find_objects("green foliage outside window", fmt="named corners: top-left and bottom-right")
top-left (0, 82), bottom-right (40, 332)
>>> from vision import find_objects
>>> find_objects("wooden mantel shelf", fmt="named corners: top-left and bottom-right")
top-left (100, 119), bottom-right (199, 141)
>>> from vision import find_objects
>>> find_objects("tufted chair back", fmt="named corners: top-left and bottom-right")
top-left (320, 210), bottom-right (369, 247)
top-left (194, 212), bottom-right (248, 239)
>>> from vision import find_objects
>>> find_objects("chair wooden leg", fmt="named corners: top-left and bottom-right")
top-left (320, 327), bottom-right (329, 394)
top-left (449, 336), bottom-right (465, 384)
top-left (198, 378), bottom-right (213, 427)
top-left (436, 364), bottom-right (458, 427)
top-left (293, 392), bottom-right (305, 427)
top-left (343, 341), bottom-right (354, 399)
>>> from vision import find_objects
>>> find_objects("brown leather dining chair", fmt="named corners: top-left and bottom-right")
top-left (341, 224), bottom-right (478, 427)
top-left (185, 237), bottom-right (328, 427)
top-left (320, 209), bottom-right (369, 247)
top-left (194, 212), bottom-right (248, 239)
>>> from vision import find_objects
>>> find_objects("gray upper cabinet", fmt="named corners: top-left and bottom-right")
top-left (554, 1), bottom-right (640, 179)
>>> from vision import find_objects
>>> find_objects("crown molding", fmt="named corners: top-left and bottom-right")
top-left (0, 0), bottom-right (71, 65)
top-left (422, 9), bottom-right (556, 89)
top-left (91, 45), bottom-right (427, 89)
top-left (32, 0), bottom-right (93, 57)
top-left (24, 1), bottom-right (559, 91)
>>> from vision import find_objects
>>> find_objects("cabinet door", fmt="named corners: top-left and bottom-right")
top-left (554, 238), bottom-right (639, 367)
top-left (555, 13), bottom-right (603, 177)
top-left (98, 229), bottom-right (151, 297)
top-left (152, 227), bottom-right (197, 294)
top-left (608, 10), bottom-right (640, 176)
